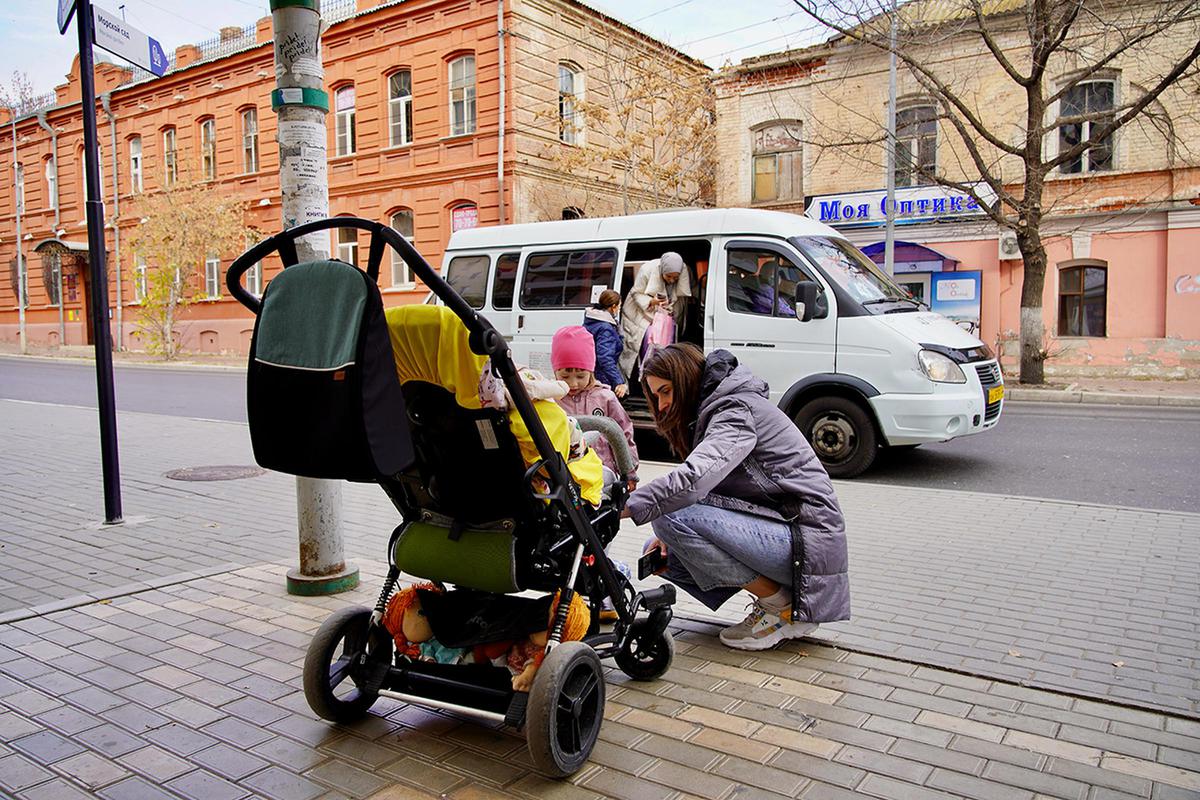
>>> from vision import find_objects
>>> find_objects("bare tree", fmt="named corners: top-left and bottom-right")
top-left (539, 35), bottom-right (716, 215)
top-left (792, 0), bottom-right (1200, 383)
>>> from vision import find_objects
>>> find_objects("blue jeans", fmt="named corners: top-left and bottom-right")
top-left (648, 503), bottom-right (793, 611)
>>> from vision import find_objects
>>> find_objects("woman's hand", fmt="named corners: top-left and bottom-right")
top-left (643, 536), bottom-right (667, 558)
top-left (614, 383), bottom-right (628, 398)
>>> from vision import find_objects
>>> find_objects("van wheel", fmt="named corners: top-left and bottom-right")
top-left (794, 397), bottom-right (877, 478)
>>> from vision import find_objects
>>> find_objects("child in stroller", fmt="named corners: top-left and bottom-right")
top-left (225, 217), bottom-right (676, 777)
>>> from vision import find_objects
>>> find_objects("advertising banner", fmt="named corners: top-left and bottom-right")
top-left (930, 270), bottom-right (982, 336)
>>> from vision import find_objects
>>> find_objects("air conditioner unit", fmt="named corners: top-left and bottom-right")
top-left (998, 230), bottom-right (1020, 260)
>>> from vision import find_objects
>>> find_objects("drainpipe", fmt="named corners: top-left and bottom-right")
top-left (10, 111), bottom-right (25, 354)
top-left (101, 93), bottom-right (121, 350)
top-left (36, 111), bottom-right (64, 345)
top-left (496, 0), bottom-right (506, 225)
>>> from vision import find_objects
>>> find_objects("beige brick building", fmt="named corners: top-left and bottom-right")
top-left (714, 4), bottom-right (1200, 377)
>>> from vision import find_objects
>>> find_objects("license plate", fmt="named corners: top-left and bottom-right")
top-left (988, 385), bottom-right (1005, 404)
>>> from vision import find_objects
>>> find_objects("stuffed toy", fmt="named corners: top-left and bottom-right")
top-left (381, 583), bottom-right (467, 664)
top-left (510, 590), bottom-right (591, 692)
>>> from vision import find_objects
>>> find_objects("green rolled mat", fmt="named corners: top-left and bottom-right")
top-left (392, 521), bottom-right (519, 594)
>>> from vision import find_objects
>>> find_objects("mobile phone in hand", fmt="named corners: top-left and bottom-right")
top-left (637, 548), bottom-right (668, 580)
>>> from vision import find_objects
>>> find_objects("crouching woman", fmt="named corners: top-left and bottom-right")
top-left (623, 344), bottom-right (850, 650)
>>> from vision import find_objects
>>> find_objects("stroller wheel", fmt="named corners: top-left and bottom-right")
top-left (303, 606), bottom-right (391, 723)
top-left (526, 641), bottom-right (605, 777)
top-left (615, 620), bottom-right (674, 681)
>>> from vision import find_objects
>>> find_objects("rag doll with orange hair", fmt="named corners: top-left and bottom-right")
top-left (382, 584), bottom-right (590, 690)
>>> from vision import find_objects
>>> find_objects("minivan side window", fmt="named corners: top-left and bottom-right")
top-left (521, 248), bottom-right (617, 308)
top-left (492, 252), bottom-right (519, 309)
top-left (446, 255), bottom-right (490, 309)
top-left (727, 247), bottom-right (813, 318)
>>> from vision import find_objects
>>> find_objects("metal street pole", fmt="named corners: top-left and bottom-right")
top-left (884, 0), bottom-right (897, 277)
top-left (75, 0), bottom-right (123, 524)
top-left (10, 112), bottom-right (26, 354)
top-left (270, 0), bottom-right (356, 595)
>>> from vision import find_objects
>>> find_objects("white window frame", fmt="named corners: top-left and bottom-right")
top-left (558, 63), bottom-right (583, 145)
top-left (163, 128), bottom-right (178, 186)
top-left (390, 209), bottom-right (415, 287)
top-left (448, 56), bottom-right (477, 137)
top-left (388, 71), bottom-right (413, 147)
top-left (200, 118), bottom-right (217, 181)
top-left (336, 227), bottom-right (358, 266)
top-left (245, 261), bottom-right (263, 296)
top-left (1055, 78), bottom-right (1117, 175)
top-left (335, 86), bottom-right (356, 156)
top-left (134, 257), bottom-right (148, 304)
top-left (129, 136), bottom-right (143, 193)
top-left (894, 104), bottom-right (938, 188)
top-left (45, 158), bottom-right (57, 211)
top-left (241, 108), bottom-right (259, 173)
top-left (204, 256), bottom-right (221, 299)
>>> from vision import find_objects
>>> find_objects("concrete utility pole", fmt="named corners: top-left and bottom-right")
top-left (270, 0), bottom-right (357, 596)
top-left (10, 110), bottom-right (26, 354)
top-left (884, 0), bottom-right (898, 276)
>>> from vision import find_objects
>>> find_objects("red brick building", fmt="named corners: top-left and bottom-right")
top-left (1, 0), bottom-right (705, 353)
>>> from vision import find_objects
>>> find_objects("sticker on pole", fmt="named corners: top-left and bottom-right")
top-left (92, 6), bottom-right (168, 76)
top-left (58, 0), bottom-right (77, 34)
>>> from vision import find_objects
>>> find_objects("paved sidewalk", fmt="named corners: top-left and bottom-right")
top-left (3, 561), bottom-right (1200, 800)
top-left (1006, 377), bottom-right (1200, 407)
top-left (1, 399), bottom-right (1197, 721)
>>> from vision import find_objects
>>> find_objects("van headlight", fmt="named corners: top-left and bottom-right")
top-left (918, 349), bottom-right (967, 383)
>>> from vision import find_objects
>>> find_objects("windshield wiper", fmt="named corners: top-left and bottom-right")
top-left (861, 297), bottom-right (917, 306)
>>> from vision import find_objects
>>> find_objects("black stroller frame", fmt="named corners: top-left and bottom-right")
top-left (226, 217), bottom-right (676, 776)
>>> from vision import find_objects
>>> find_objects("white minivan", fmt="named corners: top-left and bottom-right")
top-left (441, 208), bottom-right (1003, 477)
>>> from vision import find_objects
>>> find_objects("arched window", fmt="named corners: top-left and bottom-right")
top-left (44, 157), bottom-right (57, 211)
top-left (895, 104), bottom-right (937, 187)
top-left (134, 255), bottom-right (148, 303)
top-left (390, 208), bottom-right (415, 286)
top-left (388, 70), bottom-right (413, 146)
top-left (200, 118), bottom-right (217, 181)
top-left (1058, 261), bottom-right (1107, 337)
top-left (204, 255), bottom-right (221, 299)
top-left (558, 63), bottom-right (583, 145)
top-left (335, 86), bottom-right (356, 156)
top-left (751, 120), bottom-right (802, 204)
top-left (1058, 80), bottom-right (1115, 174)
top-left (451, 202), bottom-right (478, 232)
top-left (128, 136), bottom-right (143, 193)
top-left (162, 127), bottom-right (178, 186)
top-left (14, 163), bottom-right (24, 214)
top-left (241, 108), bottom-right (259, 173)
top-left (448, 55), bottom-right (476, 136)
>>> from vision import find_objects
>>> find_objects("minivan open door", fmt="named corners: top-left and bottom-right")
top-left (711, 238), bottom-right (837, 404)
top-left (509, 242), bottom-right (626, 373)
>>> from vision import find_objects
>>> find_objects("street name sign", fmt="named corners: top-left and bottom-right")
top-left (58, 0), bottom-right (77, 33)
top-left (92, 6), bottom-right (167, 76)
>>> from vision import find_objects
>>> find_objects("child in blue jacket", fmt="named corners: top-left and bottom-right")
top-left (582, 290), bottom-right (628, 398)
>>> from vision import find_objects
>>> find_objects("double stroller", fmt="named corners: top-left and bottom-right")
top-left (226, 218), bottom-right (676, 776)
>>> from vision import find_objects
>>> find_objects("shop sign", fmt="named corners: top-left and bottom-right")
top-left (805, 183), bottom-right (997, 227)
top-left (930, 271), bottom-right (982, 336)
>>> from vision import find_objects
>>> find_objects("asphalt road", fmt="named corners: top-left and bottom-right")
top-left (3, 355), bottom-right (1198, 512)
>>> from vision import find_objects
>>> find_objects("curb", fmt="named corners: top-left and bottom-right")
top-left (1006, 387), bottom-right (1200, 407)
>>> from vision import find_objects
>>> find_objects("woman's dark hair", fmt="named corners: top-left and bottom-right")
top-left (640, 343), bottom-right (706, 457)
top-left (594, 289), bottom-right (621, 309)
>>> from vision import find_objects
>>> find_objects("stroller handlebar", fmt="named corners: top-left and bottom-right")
top-left (225, 216), bottom-right (509, 363)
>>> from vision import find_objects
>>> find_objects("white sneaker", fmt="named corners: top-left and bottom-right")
top-left (719, 602), bottom-right (818, 651)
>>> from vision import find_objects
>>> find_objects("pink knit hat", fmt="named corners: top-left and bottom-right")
top-left (551, 326), bottom-right (596, 372)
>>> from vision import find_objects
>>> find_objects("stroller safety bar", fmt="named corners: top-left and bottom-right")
top-left (575, 415), bottom-right (637, 480)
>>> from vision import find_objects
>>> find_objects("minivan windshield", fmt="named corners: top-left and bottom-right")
top-left (791, 236), bottom-right (916, 308)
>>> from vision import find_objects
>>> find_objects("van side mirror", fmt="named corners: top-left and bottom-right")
top-left (795, 281), bottom-right (820, 322)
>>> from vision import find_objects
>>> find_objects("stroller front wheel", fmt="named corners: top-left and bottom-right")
top-left (303, 606), bottom-right (391, 723)
top-left (526, 641), bottom-right (605, 777)
top-left (615, 620), bottom-right (674, 681)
